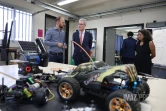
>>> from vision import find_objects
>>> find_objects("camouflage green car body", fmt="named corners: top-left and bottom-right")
top-left (65, 61), bottom-right (138, 85)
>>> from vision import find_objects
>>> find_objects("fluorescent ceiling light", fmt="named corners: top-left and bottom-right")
top-left (116, 26), bottom-right (140, 30)
top-left (57, 0), bottom-right (78, 6)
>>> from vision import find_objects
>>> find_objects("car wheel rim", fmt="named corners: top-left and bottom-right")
top-left (109, 97), bottom-right (132, 111)
top-left (59, 82), bottom-right (73, 99)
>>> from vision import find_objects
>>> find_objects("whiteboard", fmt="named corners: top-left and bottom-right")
top-left (152, 28), bottom-right (166, 65)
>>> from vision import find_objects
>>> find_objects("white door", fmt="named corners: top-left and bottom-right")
top-left (105, 29), bottom-right (116, 66)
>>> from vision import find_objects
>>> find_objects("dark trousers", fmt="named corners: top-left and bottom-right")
top-left (122, 57), bottom-right (135, 64)
top-left (134, 58), bottom-right (152, 75)
top-left (74, 53), bottom-right (89, 66)
top-left (49, 53), bottom-right (63, 63)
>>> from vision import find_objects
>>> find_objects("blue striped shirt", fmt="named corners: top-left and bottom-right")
top-left (44, 27), bottom-right (66, 53)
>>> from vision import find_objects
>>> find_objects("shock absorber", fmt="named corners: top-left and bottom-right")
top-left (2, 77), bottom-right (4, 94)
top-left (132, 82), bottom-right (137, 93)
top-left (124, 81), bottom-right (128, 89)
top-left (137, 78), bottom-right (141, 85)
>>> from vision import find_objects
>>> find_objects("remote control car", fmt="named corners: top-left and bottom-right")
top-left (0, 76), bottom-right (49, 106)
top-left (57, 61), bottom-right (150, 111)
top-left (31, 69), bottom-right (68, 84)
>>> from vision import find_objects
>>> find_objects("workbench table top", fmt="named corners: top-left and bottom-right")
top-left (0, 63), bottom-right (165, 111)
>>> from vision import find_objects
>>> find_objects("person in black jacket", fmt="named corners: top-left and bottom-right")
top-left (72, 18), bottom-right (93, 66)
top-left (120, 31), bottom-right (137, 64)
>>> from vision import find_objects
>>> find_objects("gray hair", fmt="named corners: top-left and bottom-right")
top-left (79, 18), bottom-right (87, 25)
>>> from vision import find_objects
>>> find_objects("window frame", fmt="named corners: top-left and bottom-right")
top-left (0, 4), bottom-right (32, 41)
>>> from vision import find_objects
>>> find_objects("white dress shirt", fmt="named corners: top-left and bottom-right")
top-left (79, 30), bottom-right (85, 44)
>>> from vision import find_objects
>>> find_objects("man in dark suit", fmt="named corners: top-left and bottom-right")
top-left (72, 18), bottom-right (93, 65)
top-left (120, 31), bottom-right (137, 64)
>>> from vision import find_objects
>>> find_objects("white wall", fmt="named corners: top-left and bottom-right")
top-left (69, 7), bottom-right (166, 62)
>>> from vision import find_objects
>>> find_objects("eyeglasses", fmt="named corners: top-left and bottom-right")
top-left (78, 24), bottom-right (85, 26)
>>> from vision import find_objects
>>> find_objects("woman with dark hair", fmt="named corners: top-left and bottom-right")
top-left (134, 29), bottom-right (156, 75)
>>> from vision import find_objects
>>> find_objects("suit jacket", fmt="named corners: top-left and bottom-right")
top-left (120, 37), bottom-right (137, 58)
top-left (72, 30), bottom-right (93, 61)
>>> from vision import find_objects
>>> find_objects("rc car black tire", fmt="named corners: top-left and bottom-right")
top-left (106, 89), bottom-right (141, 111)
top-left (139, 80), bottom-right (150, 101)
top-left (33, 88), bottom-right (48, 106)
top-left (57, 77), bottom-right (80, 101)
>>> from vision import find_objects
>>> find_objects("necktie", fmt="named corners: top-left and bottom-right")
top-left (80, 32), bottom-right (83, 52)
top-left (80, 32), bottom-right (82, 45)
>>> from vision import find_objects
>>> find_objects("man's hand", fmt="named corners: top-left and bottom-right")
top-left (58, 43), bottom-right (63, 48)
top-left (63, 45), bottom-right (67, 49)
